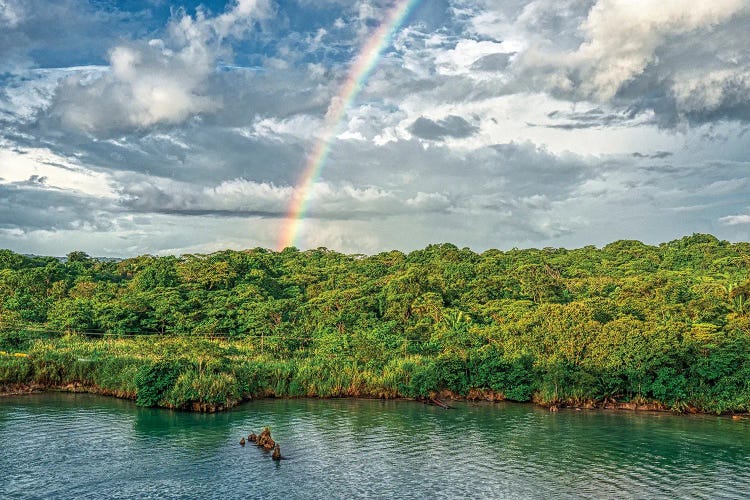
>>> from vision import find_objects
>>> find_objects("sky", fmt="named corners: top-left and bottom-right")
top-left (1, 0), bottom-right (749, 256)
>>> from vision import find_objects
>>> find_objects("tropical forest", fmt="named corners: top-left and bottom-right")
top-left (1, 233), bottom-right (748, 414)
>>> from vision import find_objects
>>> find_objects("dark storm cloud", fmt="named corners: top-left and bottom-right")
top-left (529, 108), bottom-right (645, 130)
top-left (0, 182), bottom-right (116, 232)
top-left (470, 53), bottom-right (513, 72)
top-left (632, 151), bottom-right (672, 159)
top-left (408, 115), bottom-right (479, 140)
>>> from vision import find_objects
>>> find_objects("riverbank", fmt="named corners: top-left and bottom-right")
top-left (3, 380), bottom-right (749, 419)
top-left (2, 333), bottom-right (749, 416)
top-left (1, 382), bottom-right (135, 401)
top-left (0, 383), bottom-right (230, 412)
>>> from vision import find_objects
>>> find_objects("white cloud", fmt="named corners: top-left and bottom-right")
top-left (115, 173), bottom-right (452, 220)
top-left (433, 39), bottom-right (511, 76)
top-left (48, 0), bottom-right (269, 132)
top-left (673, 68), bottom-right (750, 115)
top-left (297, 220), bottom-right (381, 253)
top-left (0, 214), bottom-right (282, 257)
top-left (720, 213), bottom-right (750, 225)
top-left (570, 0), bottom-right (747, 101)
top-left (0, 146), bottom-right (117, 198)
top-left (244, 114), bottom-right (323, 141)
top-left (460, 0), bottom-right (750, 122)
top-left (406, 191), bottom-right (451, 210)
top-left (0, 0), bottom-right (23, 27)
top-left (0, 67), bottom-right (106, 123)
top-left (209, 0), bottom-right (270, 37)
top-left (118, 176), bottom-right (289, 214)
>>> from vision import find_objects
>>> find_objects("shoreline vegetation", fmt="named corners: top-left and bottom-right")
top-left (2, 378), bottom-right (731, 417)
top-left (1, 234), bottom-right (749, 415)
top-left (1, 376), bottom-right (748, 419)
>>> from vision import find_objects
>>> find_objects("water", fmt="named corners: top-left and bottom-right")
top-left (1, 394), bottom-right (749, 499)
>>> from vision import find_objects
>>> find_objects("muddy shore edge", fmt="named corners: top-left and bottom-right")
top-left (3, 382), bottom-right (748, 418)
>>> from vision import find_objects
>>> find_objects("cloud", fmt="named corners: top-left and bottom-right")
top-left (720, 213), bottom-right (750, 226)
top-left (118, 176), bottom-right (291, 216)
top-left (0, 67), bottom-right (107, 124)
top-left (408, 115), bottom-right (479, 140)
top-left (507, 0), bottom-right (747, 101)
top-left (0, 0), bottom-right (23, 28)
top-left (632, 151), bottom-right (672, 159)
top-left (115, 174), bottom-right (452, 220)
top-left (3, 0), bottom-right (750, 256)
top-left (0, 145), bottom-right (117, 197)
top-left (46, 0), bottom-right (269, 133)
top-left (527, 107), bottom-right (645, 130)
top-left (0, 182), bottom-right (115, 232)
top-left (569, 0), bottom-right (746, 101)
top-left (455, 0), bottom-right (750, 126)
top-left (470, 52), bottom-right (514, 72)
top-left (406, 191), bottom-right (451, 210)
top-left (671, 68), bottom-right (750, 123)
top-left (434, 39), bottom-right (511, 76)
top-left (0, 0), bottom-right (145, 74)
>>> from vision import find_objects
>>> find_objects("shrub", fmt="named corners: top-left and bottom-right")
top-left (0, 330), bottom-right (30, 351)
top-left (135, 360), bottom-right (188, 407)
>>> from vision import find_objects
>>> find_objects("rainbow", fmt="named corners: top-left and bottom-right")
top-left (276, 0), bottom-right (421, 250)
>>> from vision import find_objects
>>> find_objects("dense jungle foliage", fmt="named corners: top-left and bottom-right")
top-left (1, 233), bottom-right (749, 413)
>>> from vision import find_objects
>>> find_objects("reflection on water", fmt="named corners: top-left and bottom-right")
top-left (1, 394), bottom-right (749, 499)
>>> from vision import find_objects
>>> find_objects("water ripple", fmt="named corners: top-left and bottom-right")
top-left (1, 395), bottom-right (749, 499)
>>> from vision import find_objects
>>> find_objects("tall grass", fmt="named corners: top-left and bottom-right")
top-left (2, 334), bottom-right (749, 414)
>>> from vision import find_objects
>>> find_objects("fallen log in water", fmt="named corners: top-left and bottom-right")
top-left (429, 397), bottom-right (451, 409)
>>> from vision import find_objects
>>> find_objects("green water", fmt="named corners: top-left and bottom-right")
top-left (1, 394), bottom-right (749, 499)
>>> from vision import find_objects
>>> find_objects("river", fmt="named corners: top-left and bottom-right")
top-left (1, 394), bottom-right (748, 498)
